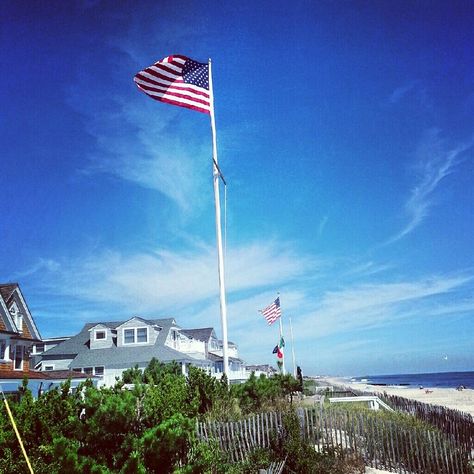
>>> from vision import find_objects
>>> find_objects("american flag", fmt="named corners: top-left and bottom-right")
top-left (134, 55), bottom-right (211, 114)
top-left (259, 297), bottom-right (282, 325)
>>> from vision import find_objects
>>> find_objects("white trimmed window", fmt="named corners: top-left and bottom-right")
top-left (94, 366), bottom-right (104, 376)
top-left (123, 327), bottom-right (148, 344)
top-left (94, 330), bottom-right (107, 341)
top-left (35, 343), bottom-right (45, 354)
top-left (13, 346), bottom-right (23, 370)
top-left (84, 367), bottom-right (93, 375)
top-left (44, 365), bottom-right (55, 371)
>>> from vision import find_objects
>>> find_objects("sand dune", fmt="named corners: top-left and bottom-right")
top-left (321, 377), bottom-right (474, 417)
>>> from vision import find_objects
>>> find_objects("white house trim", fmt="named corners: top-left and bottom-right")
top-left (15, 287), bottom-right (42, 340)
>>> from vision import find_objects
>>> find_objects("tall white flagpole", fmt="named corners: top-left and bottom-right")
top-left (289, 317), bottom-right (297, 377)
top-left (208, 58), bottom-right (229, 379)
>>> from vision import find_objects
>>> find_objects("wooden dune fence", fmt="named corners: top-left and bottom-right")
top-left (197, 408), bottom-right (472, 473)
top-left (342, 386), bottom-right (474, 461)
top-left (380, 392), bottom-right (474, 461)
top-left (196, 412), bottom-right (285, 463)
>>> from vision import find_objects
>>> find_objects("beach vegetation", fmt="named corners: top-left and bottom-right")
top-left (2, 363), bottom-right (470, 473)
top-left (0, 362), bottom-right (325, 473)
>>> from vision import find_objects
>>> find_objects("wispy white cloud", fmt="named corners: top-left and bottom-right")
top-left (22, 243), bottom-right (474, 372)
top-left (388, 80), bottom-right (420, 104)
top-left (317, 216), bottom-right (328, 236)
top-left (11, 258), bottom-right (60, 280)
top-left (386, 130), bottom-right (473, 244)
top-left (291, 273), bottom-right (473, 341)
top-left (180, 261), bottom-right (474, 367)
top-left (27, 241), bottom-right (313, 318)
top-left (68, 71), bottom-right (210, 214)
top-left (343, 260), bottom-right (393, 278)
top-left (64, 11), bottom-right (213, 216)
top-left (387, 80), bottom-right (432, 111)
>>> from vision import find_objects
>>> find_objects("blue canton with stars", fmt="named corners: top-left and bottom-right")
top-left (182, 59), bottom-right (209, 90)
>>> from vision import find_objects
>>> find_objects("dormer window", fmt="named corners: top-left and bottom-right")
top-left (95, 330), bottom-right (106, 341)
top-left (123, 327), bottom-right (148, 344)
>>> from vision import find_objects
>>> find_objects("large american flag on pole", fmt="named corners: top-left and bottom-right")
top-left (259, 297), bottom-right (282, 325)
top-left (133, 55), bottom-right (211, 114)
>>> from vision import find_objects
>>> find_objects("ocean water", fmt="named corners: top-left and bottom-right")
top-left (353, 371), bottom-right (474, 389)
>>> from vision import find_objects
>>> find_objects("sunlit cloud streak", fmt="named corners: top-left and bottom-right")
top-left (291, 273), bottom-right (473, 341)
top-left (25, 242), bottom-right (313, 316)
top-left (386, 130), bottom-right (473, 244)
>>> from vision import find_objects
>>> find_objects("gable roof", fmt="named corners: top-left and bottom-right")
top-left (180, 327), bottom-right (215, 342)
top-left (206, 352), bottom-right (243, 364)
top-left (71, 343), bottom-right (203, 369)
top-left (0, 294), bottom-right (15, 332)
top-left (0, 284), bottom-right (17, 302)
top-left (115, 316), bottom-right (169, 329)
top-left (0, 283), bottom-right (41, 340)
top-left (42, 318), bottom-right (177, 357)
top-left (41, 317), bottom-right (208, 369)
top-left (0, 369), bottom-right (97, 381)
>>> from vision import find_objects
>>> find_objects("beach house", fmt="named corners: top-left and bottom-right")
top-left (0, 283), bottom-right (42, 380)
top-left (37, 316), bottom-right (247, 386)
top-left (0, 283), bottom-right (94, 396)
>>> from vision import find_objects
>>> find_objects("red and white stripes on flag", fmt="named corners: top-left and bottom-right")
top-left (259, 297), bottom-right (282, 325)
top-left (134, 55), bottom-right (211, 114)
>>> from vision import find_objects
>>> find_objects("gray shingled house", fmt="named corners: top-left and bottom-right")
top-left (38, 316), bottom-right (246, 386)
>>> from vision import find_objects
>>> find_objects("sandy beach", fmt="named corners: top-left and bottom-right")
top-left (320, 377), bottom-right (474, 417)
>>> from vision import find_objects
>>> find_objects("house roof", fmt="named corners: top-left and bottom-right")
top-left (0, 369), bottom-right (47, 380)
top-left (180, 327), bottom-right (215, 342)
top-left (0, 286), bottom-right (16, 332)
top-left (40, 317), bottom-right (209, 369)
top-left (43, 318), bottom-right (176, 357)
top-left (42, 370), bottom-right (98, 380)
top-left (115, 316), bottom-right (166, 329)
top-left (0, 283), bottom-right (17, 303)
top-left (0, 369), bottom-right (96, 381)
top-left (0, 283), bottom-right (42, 340)
top-left (245, 364), bottom-right (276, 372)
top-left (71, 343), bottom-right (205, 369)
top-left (206, 352), bottom-right (243, 364)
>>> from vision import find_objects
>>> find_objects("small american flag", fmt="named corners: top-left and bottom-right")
top-left (259, 297), bottom-right (282, 325)
top-left (134, 55), bottom-right (211, 114)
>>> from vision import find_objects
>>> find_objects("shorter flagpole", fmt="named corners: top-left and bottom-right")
top-left (278, 309), bottom-right (286, 375)
top-left (289, 317), bottom-right (297, 377)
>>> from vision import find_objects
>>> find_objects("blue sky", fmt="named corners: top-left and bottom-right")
top-left (1, 1), bottom-right (473, 376)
